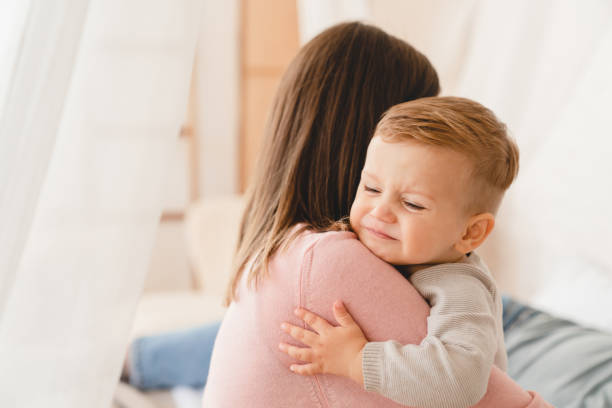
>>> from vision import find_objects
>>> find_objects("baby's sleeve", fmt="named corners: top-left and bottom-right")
top-left (362, 263), bottom-right (499, 408)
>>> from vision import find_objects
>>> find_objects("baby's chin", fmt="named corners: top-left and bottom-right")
top-left (359, 237), bottom-right (400, 264)
top-left (375, 252), bottom-right (398, 264)
top-left (355, 227), bottom-right (410, 264)
top-left (361, 240), bottom-right (418, 266)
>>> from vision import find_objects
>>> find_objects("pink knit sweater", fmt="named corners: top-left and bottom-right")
top-left (202, 229), bottom-right (550, 407)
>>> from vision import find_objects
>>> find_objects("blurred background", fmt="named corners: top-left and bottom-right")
top-left (1, 0), bottom-right (611, 407)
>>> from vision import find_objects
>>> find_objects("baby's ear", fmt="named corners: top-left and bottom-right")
top-left (454, 213), bottom-right (495, 254)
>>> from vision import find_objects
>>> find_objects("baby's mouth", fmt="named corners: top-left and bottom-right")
top-left (364, 226), bottom-right (397, 240)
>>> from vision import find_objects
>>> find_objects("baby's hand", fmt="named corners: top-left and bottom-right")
top-left (279, 301), bottom-right (368, 386)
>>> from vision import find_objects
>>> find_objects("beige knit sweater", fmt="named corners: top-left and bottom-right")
top-left (362, 253), bottom-right (506, 408)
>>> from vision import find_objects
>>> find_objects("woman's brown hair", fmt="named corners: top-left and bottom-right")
top-left (226, 22), bottom-right (440, 304)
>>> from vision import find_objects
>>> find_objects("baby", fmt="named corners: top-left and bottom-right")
top-left (279, 96), bottom-right (519, 408)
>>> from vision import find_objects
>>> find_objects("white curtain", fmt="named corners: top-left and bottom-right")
top-left (0, 0), bottom-right (33, 115)
top-left (508, 23), bottom-right (612, 326)
top-left (0, 0), bottom-right (203, 406)
top-left (0, 0), bottom-right (90, 319)
top-left (296, 0), bottom-right (369, 44)
top-left (442, 1), bottom-right (612, 298)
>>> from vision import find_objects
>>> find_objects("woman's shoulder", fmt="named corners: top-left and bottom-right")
top-left (318, 229), bottom-right (391, 262)
top-left (293, 227), bottom-right (403, 289)
top-left (295, 227), bottom-right (383, 263)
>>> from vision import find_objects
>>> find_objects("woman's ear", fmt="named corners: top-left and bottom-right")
top-left (454, 213), bottom-right (495, 254)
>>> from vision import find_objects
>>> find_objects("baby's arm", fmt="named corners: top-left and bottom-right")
top-left (280, 264), bottom-right (499, 408)
top-left (363, 264), bottom-right (499, 407)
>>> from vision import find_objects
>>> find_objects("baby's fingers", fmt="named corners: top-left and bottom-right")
top-left (278, 342), bottom-right (315, 363)
top-left (294, 307), bottom-right (333, 333)
top-left (332, 300), bottom-right (358, 328)
top-left (289, 363), bottom-right (323, 376)
top-left (281, 322), bottom-right (319, 346)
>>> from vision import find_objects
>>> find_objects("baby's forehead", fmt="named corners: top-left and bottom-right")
top-left (368, 137), bottom-right (475, 193)
top-left (369, 135), bottom-right (474, 169)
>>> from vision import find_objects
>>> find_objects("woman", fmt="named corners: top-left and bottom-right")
top-left (128, 22), bottom-right (549, 406)
top-left (124, 21), bottom-right (437, 390)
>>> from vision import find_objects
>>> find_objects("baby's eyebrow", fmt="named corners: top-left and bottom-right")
top-left (361, 170), bottom-right (379, 181)
top-left (363, 169), bottom-right (436, 203)
top-left (402, 191), bottom-right (436, 204)
top-left (399, 184), bottom-right (436, 203)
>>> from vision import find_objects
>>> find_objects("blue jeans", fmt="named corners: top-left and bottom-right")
top-left (130, 298), bottom-right (612, 407)
top-left (128, 321), bottom-right (221, 389)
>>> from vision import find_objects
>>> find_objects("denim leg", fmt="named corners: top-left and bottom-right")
top-left (128, 320), bottom-right (222, 390)
top-left (502, 295), bottom-right (539, 332)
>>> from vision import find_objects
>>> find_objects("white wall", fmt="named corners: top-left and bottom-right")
top-left (196, 0), bottom-right (240, 197)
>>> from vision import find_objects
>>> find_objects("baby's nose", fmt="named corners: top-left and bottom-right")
top-left (370, 202), bottom-right (396, 223)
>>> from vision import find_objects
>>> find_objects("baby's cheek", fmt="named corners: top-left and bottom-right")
top-left (400, 236), bottom-right (427, 263)
top-left (348, 204), bottom-right (364, 232)
top-left (348, 214), bottom-right (358, 232)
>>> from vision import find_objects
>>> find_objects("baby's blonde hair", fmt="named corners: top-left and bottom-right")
top-left (375, 96), bottom-right (519, 214)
